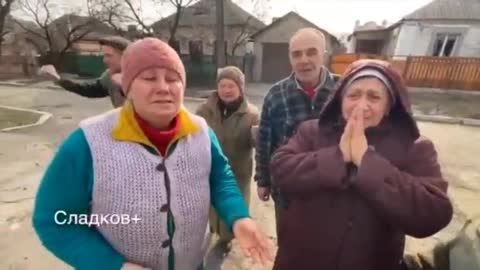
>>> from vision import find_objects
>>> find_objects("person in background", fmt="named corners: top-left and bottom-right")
top-left (39, 36), bottom-right (131, 108)
top-left (32, 38), bottom-right (273, 270)
top-left (269, 59), bottom-right (453, 270)
top-left (196, 66), bottom-right (259, 253)
top-left (254, 27), bottom-right (339, 238)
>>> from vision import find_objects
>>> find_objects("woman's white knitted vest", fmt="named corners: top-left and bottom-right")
top-left (79, 109), bottom-right (212, 270)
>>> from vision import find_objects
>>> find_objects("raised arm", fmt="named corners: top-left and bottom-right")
top-left (56, 72), bottom-right (110, 98)
top-left (208, 128), bottom-right (250, 229)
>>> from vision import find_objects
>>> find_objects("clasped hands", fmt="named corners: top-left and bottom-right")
top-left (339, 106), bottom-right (369, 167)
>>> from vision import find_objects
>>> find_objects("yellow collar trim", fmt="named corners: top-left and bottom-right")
top-left (112, 101), bottom-right (200, 152)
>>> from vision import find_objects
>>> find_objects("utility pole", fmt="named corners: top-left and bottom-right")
top-left (215, 0), bottom-right (226, 68)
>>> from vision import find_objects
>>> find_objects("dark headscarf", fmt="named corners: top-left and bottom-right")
top-left (319, 59), bottom-right (420, 142)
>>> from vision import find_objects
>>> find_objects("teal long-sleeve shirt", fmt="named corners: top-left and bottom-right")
top-left (32, 127), bottom-right (249, 270)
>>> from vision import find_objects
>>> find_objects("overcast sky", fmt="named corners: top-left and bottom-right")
top-left (266, 0), bottom-right (433, 33)
top-left (13, 0), bottom-right (434, 34)
top-left (140, 0), bottom-right (433, 34)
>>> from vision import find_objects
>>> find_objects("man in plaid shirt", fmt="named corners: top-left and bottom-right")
top-left (255, 27), bottom-right (339, 236)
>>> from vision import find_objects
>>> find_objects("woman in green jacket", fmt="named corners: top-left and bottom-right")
top-left (196, 66), bottom-right (260, 252)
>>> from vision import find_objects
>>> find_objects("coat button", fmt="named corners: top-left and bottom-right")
top-left (161, 239), bottom-right (171, 248)
top-left (160, 204), bottom-right (169, 212)
top-left (156, 163), bottom-right (165, 172)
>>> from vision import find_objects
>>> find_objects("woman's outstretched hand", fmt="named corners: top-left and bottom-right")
top-left (233, 217), bottom-right (275, 266)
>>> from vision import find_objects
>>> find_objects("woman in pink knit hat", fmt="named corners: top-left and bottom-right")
top-left (32, 37), bottom-right (273, 270)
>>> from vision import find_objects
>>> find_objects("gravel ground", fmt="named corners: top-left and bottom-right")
top-left (0, 84), bottom-right (478, 270)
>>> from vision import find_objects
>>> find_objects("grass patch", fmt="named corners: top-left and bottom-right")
top-left (0, 107), bottom-right (41, 130)
top-left (410, 92), bottom-right (480, 119)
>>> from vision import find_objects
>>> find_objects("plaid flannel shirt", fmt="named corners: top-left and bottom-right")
top-left (254, 68), bottom-right (338, 191)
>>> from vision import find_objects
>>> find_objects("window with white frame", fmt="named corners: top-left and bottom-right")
top-left (432, 33), bottom-right (460, 57)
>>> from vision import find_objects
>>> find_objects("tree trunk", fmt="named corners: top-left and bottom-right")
top-left (168, 6), bottom-right (182, 52)
top-left (215, 0), bottom-right (225, 68)
top-left (0, 2), bottom-right (12, 56)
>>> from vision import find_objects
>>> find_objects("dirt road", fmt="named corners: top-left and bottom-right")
top-left (0, 85), bottom-right (479, 270)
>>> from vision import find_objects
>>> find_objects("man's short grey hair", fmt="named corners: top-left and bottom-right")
top-left (289, 27), bottom-right (327, 53)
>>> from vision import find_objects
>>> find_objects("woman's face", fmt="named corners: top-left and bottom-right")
top-left (217, 79), bottom-right (241, 103)
top-left (128, 67), bottom-right (184, 127)
top-left (341, 77), bottom-right (390, 128)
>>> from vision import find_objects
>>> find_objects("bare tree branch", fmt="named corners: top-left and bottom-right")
top-left (123, 0), bottom-right (152, 34)
top-left (162, 0), bottom-right (195, 46)
top-left (230, 16), bottom-right (251, 56)
top-left (59, 20), bottom-right (94, 55)
top-left (87, 0), bottom-right (127, 35)
top-left (13, 19), bottom-right (45, 40)
top-left (15, 0), bottom-right (97, 65)
top-left (15, 0), bottom-right (54, 52)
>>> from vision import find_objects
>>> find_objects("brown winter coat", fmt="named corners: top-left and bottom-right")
top-left (196, 93), bottom-right (259, 240)
top-left (269, 60), bottom-right (453, 270)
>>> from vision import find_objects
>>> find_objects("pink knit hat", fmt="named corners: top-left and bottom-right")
top-left (121, 37), bottom-right (186, 93)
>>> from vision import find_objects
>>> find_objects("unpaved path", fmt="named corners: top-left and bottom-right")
top-left (0, 85), bottom-right (479, 270)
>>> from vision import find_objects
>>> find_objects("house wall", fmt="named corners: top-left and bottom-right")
top-left (351, 30), bottom-right (392, 55)
top-left (460, 23), bottom-right (480, 57)
top-left (384, 27), bottom-right (400, 56)
top-left (393, 21), bottom-right (480, 57)
top-left (347, 37), bottom-right (356, 53)
top-left (0, 34), bottom-right (39, 78)
top-left (156, 25), bottom-right (255, 57)
top-left (252, 15), bottom-right (336, 82)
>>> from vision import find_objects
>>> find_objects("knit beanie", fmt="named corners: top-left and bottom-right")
top-left (344, 68), bottom-right (396, 106)
top-left (217, 66), bottom-right (245, 92)
top-left (121, 37), bottom-right (186, 94)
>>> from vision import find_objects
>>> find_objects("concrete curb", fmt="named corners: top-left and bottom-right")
top-left (0, 82), bottom-right (28, 88)
top-left (0, 105), bottom-right (52, 132)
top-left (414, 114), bottom-right (480, 127)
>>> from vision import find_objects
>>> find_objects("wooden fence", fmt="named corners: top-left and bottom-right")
top-left (330, 53), bottom-right (388, 75)
top-left (330, 54), bottom-right (480, 91)
top-left (403, 57), bottom-right (480, 91)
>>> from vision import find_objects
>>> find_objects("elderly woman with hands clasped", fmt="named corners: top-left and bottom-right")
top-left (269, 59), bottom-right (453, 270)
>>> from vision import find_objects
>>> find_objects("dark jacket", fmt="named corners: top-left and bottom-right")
top-left (255, 67), bottom-right (338, 207)
top-left (196, 93), bottom-right (259, 193)
top-left (269, 60), bottom-right (453, 270)
top-left (57, 70), bottom-right (125, 108)
top-left (196, 94), bottom-right (259, 241)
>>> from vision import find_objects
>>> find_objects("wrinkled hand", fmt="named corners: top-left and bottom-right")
top-left (350, 107), bottom-right (368, 166)
top-left (121, 262), bottom-right (147, 270)
top-left (39, 65), bottom-right (60, 81)
top-left (257, 186), bottom-right (271, 202)
top-left (233, 218), bottom-right (275, 266)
